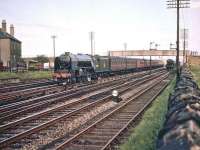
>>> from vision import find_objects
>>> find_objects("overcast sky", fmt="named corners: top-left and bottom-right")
top-left (0, 0), bottom-right (199, 57)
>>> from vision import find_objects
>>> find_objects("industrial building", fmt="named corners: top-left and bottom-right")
top-left (0, 20), bottom-right (21, 70)
top-left (23, 57), bottom-right (54, 70)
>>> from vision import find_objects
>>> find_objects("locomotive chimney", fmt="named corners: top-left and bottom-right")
top-left (10, 24), bottom-right (14, 36)
top-left (2, 20), bottom-right (7, 32)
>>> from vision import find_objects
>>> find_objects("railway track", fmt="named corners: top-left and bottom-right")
top-left (0, 78), bottom-right (49, 86)
top-left (0, 68), bottom-right (164, 93)
top-left (1, 71), bottom-right (165, 127)
top-left (0, 68), bottom-right (164, 106)
top-left (0, 70), bottom-right (167, 149)
top-left (0, 77), bottom-right (113, 105)
top-left (52, 73), bottom-right (170, 150)
top-left (0, 71), bottom-right (139, 105)
top-left (0, 77), bottom-right (20, 86)
top-left (0, 78), bottom-right (105, 106)
top-left (0, 79), bottom-right (57, 93)
top-left (0, 69), bottom-right (160, 123)
top-left (0, 79), bottom-right (63, 106)
top-left (0, 84), bottom-right (65, 105)
top-left (0, 69), bottom-right (163, 125)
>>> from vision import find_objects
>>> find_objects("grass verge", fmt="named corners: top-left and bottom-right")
top-left (120, 77), bottom-right (176, 150)
top-left (0, 72), bottom-right (18, 79)
top-left (190, 65), bottom-right (200, 86)
top-left (0, 71), bottom-right (52, 80)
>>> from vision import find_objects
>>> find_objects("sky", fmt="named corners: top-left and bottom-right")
top-left (0, 0), bottom-right (199, 57)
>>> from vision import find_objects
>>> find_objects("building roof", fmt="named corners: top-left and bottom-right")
top-left (0, 31), bottom-right (21, 43)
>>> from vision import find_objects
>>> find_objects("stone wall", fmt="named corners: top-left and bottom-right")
top-left (156, 67), bottom-right (200, 150)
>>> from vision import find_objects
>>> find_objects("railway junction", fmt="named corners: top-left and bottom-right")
top-left (0, 0), bottom-right (200, 149)
top-left (0, 64), bottom-right (199, 150)
top-left (0, 25), bottom-right (200, 150)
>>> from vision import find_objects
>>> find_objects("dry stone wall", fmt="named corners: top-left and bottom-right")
top-left (156, 68), bottom-right (200, 150)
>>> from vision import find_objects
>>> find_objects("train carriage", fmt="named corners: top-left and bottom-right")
top-left (111, 57), bottom-right (126, 74)
top-left (126, 58), bottom-right (137, 69)
top-left (93, 55), bottom-right (110, 76)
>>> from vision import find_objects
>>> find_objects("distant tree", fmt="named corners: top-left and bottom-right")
top-left (19, 58), bottom-right (25, 63)
top-left (35, 55), bottom-right (49, 64)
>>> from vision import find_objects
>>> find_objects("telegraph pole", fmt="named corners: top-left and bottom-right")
top-left (167, 0), bottom-right (190, 79)
top-left (182, 28), bottom-right (188, 64)
top-left (124, 43), bottom-right (127, 70)
top-left (177, 0), bottom-right (180, 78)
top-left (149, 41), bottom-right (154, 74)
top-left (90, 31), bottom-right (95, 56)
top-left (183, 29), bottom-right (186, 64)
top-left (0, 40), bottom-right (1, 63)
top-left (51, 35), bottom-right (56, 71)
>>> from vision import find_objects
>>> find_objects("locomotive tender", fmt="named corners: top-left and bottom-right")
top-left (53, 52), bottom-right (163, 82)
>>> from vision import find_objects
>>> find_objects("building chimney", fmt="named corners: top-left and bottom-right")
top-left (2, 20), bottom-right (7, 32)
top-left (10, 24), bottom-right (14, 36)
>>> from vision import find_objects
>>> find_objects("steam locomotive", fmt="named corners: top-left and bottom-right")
top-left (53, 52), bottom-right (163, 82)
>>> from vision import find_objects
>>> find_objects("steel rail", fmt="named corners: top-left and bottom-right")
top-left (0, 74), bottom-right (131, 120)
top-left (0, 76), bottom-right (122, 112)
top-left (0, 71), bottom-right (164, 131)
top-left (101, 80), bottom-right (170, 150)
top-left (0, 70), bottom-right (143, 111)
top-left (0, 68), bottom-right (163, 93)
top-left (0, 71), bottom-right (165, 124)
top-left (0, 72), bottom-right (166, 148)
top-left (0, 70), bottom-right (159, 118)
top-left (0, 80), bottom-right (56, 93)
top-left (55, 74), bottom-right (169, 150)
top-left (0, 84), bottom-right (62, 103)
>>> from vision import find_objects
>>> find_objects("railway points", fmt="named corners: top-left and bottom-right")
top-left (53, 73), bottom-right (170, 150)
top-left (0, 54), bottom-right (199, 150)
top-left (0, 0), bottom-right (200, 149)
top-left (0, 62), bottom-right (199, 150)
top-left (0, 68), bottom-right (168, 149)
